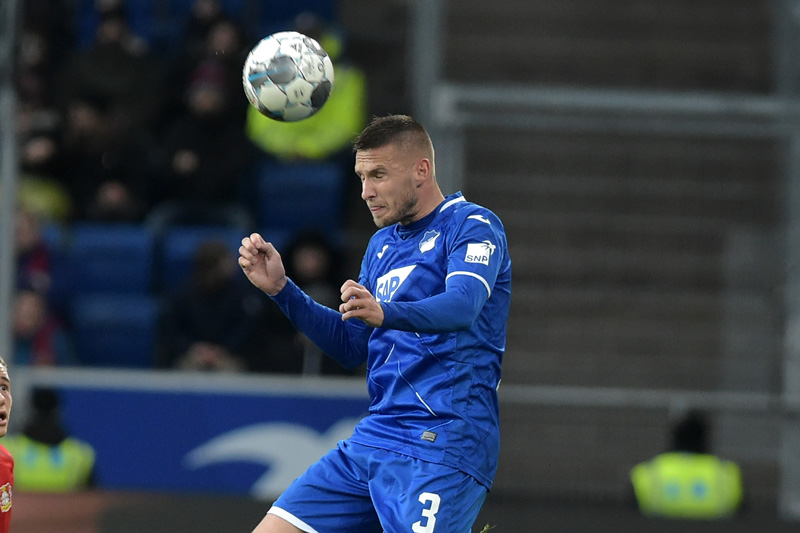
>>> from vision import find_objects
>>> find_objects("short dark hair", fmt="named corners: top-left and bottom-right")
top-left (671, 409), bottom-right (709, 454)
top-left (353, 114), bottom-right (431, 153)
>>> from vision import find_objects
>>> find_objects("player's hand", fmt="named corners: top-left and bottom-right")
top-left (339, 279), bottom-right (384, 327)
top-left (238, 233), bottom-right (287, 295)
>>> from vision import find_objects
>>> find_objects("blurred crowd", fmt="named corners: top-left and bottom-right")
top-left (10, 0), bottom-right (368, 375)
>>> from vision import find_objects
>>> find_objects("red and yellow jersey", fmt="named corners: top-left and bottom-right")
top-left (0, 444), bottom-right (14, 532)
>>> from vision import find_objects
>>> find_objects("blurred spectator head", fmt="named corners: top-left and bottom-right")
top-left (187, 60), bottom-right (228, 116)
top-left (23, 387), bottom-right (68, 445)
top-left (12, 289), bottom-right (49, 341)
top-left (191, 0), bottom-right (223, 23)
top-left (30, 387), bottom-right (60, 417)
top-left (206, 18), bottom-right (242, 57)
top-left (65, 94), bottom-right (112, 142)
top-left (671, 409), bottom-right (710, 454)
top-left (285, 231), bottom-right (340, 287)
top-left (17, 30), bottom-right (50, 75)
top-left (193, 240), bottom-right (236, 293)
top-left (95, 0), bottom-right (125, 17)
top-left (15, 208), bottom-right (44, 257)
top-left (88, 181), bottom-right (143, 223)
top-left (96, 12), bottom-right (128, 46)
top-left (20, 130), bottom-right (59, 175)
top-left (93, 0), bottom-right (147, 54)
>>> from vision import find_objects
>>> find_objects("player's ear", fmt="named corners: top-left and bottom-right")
top-left (415, 158), bottom-right (432, 186)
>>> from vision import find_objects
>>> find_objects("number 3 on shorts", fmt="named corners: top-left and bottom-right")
top-left (412, 492), bottom-right (441, 533)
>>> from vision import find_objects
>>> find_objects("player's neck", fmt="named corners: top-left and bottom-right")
top-left (412, 187), bottom-right (445, 222)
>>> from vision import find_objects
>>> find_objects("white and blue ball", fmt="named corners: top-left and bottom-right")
top-left (242, 31), bottom-right (334, 122)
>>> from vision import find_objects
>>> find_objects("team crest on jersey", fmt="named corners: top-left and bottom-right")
top-left (465, 240), bottom-right (496, 266)
top-left (375, 265), bottom-right (416, 302)
top-left (0, 483), bottom-right (11, 513)
top-left (419, 230), bottom-right (440, 253)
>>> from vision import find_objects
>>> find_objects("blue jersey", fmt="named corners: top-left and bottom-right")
top-left (271, 192), bottom-right (511, 489)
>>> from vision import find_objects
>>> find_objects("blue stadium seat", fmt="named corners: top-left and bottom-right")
top-left (158, 225), bottom-right (248, 291)
top-left (66, 223), bottom-right (155, 296)
top-left (43, 222), bottom-right (72, 314)
top-left (70, 293), bottom-right (159, 368)
top-left (256, 161), bottom-right (344, 236)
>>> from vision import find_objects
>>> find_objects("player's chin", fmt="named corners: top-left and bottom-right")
top-left (372, 213), bottom-right (395, 229)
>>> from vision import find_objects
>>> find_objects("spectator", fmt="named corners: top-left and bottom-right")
top-left (182, 0), bottom-right (228, 62)
top-left (56, 3), bottom-right (164, 133)
top-left (283, 231), bottom-right (358, 376)
top-left (12, 289), bottom-right (76, 367)
top-left (630, 410), bottom-right (743, 519)
top-left (57, 93), bottom-right (156, 223)
top-left (162, 11), bottom-right (250, 131)
top-left (159, 240), bottom-right (264, 372)
top-left (4, 388), bottom-right (95, 492)
top-left (149, 59), bottom-right (255, 229)
top-left (15, 209), bottom-right (52, 294)
top-left (17, 0), bottom-right (74, 109)
top-left (17, 130), bottom-right (73, 224)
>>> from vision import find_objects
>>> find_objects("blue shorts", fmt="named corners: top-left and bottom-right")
top-left (268, 440), bottom-right (487, 533)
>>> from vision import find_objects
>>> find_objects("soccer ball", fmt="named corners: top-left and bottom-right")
top-left (242, 31), bottom-right (334, 122)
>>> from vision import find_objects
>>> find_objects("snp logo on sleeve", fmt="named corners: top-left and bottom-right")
top-left (465, 240), bottom-right (496, 266)
top-left (375, 265), bottom-right (416, 302)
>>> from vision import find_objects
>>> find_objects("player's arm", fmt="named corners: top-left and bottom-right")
top-left (380, 274), bottom-right (489, 332)
top-left (240, 233), bottom-right (370, 368)
top-left (271, 279), bottom-right (371, 369)
top-left (349, 211), bottom-right (506, 333)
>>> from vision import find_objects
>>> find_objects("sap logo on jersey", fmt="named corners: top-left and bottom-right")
top-left (465, 240), bottom-right (496, 266)
top-left (375, 265), bottom-right (416, 302)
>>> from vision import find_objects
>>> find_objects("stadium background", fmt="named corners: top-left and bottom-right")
top-left (1, 0), bottom-right (800, 531)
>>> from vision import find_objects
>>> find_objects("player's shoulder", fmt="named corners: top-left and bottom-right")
top-left (440, 193), bottom-right (504, 230)
top-left (0, 444), bottom-right (13, 467)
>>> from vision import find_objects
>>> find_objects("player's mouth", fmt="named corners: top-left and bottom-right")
top-left (0, 412), bottom-right (8, 425)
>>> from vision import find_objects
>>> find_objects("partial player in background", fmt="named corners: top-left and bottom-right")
top-left (239, 115), bottom-right (511, 532)
top-left (0, 358), bottom-right (14, 533)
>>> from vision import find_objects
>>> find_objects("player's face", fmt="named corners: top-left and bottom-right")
top-left (355, 143), bottom-right (419, 228)
top-left (0, 367), bottom-right (11, 438)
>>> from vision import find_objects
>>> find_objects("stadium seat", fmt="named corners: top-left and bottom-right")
top-left (70, 293), bottom-right (159, 368)
top-left (256, 161), bottom-right (344, 236)
top-left (65, 223), bottom-right (155, 296)
top-left (158, 225), bottom-right (249, 291)
top-left (43, 222), bottom-right (71, 314)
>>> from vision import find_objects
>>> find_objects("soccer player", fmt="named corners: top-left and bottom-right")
top-left (0, 358), bottom-right (14, 533)
top-left (239, 114), bottom-right (511, 532)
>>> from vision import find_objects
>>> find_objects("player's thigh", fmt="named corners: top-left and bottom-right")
top-left (368, 449), bottom-right (488, 533)
top-left (265, 441), bottom-right (381, 533)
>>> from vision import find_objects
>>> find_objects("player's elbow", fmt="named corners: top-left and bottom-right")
top-left (449, 310), bottom-right (478, 331)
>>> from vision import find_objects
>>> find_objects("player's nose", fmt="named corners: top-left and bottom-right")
top-left (361, 180), bottom-right (375, 201)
